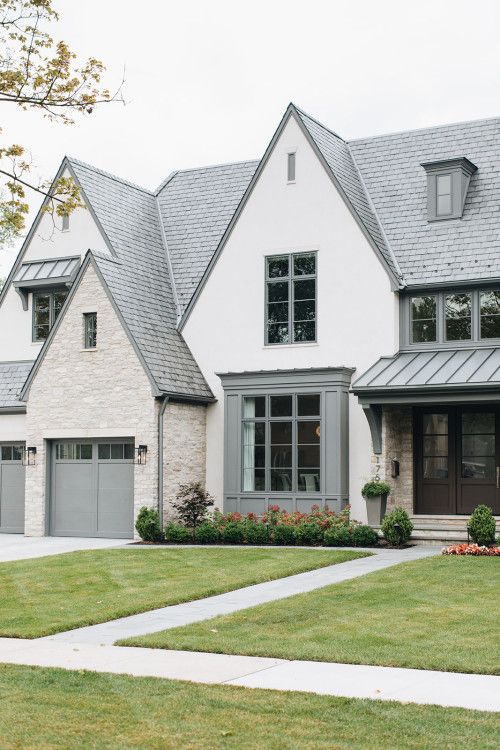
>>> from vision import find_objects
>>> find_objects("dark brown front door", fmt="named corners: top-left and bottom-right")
top-left (415, 407), bottom-right (500, 515)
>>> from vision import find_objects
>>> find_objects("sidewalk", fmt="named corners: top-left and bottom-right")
top-left (42, 544), bottom-right (439, 645)
top-left (0, 638), bottom-right (498, 712)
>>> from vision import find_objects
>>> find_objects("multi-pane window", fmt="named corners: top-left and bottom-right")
top-left (32, 290), bottom-right (67, 342)
top-left (422, 413), bottom-right (449, 479)
top-left (410, 296), bottom-right (436, 343)
top-left (98, 443), bottom-right (134, 460)
top-left (242, 393), bottom-right (321, 493)
top-left (55, 443), bottom-right (92, 460)
top-left (1, 445), bottom-right (23, 461)
top-left (83, 312), bottom-right (97, 349)
top-left (445, 293), bottom-right (471, 341)
top-left (480, 291), bottom-right (500, 339)
top-left (461, 412), bottom-right (495, 480)
top-left (266, 252), bottom-right (316, 345)
top-left (436, 173), bottom-right (452, 216)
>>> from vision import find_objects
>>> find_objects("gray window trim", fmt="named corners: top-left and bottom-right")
top-left (83, 311), bottom-right (97, 349)
top-left (241, 392), bottom-right (321, 494)
top-left (401, 289), bottom-right (500, 349)
top-left (264, 251), bottom-right (317, 346)
top-left (32, 288), bottom-right (68, 343)
top-left (219, 368), bottom-right (353, 515)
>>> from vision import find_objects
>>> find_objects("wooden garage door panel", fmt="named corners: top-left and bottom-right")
top-left (52, 463), bottom-right (94, 536)
top-left (0, 463), bottom-right (25, 533)
top-left (97, 463), bottom-right (134, 538)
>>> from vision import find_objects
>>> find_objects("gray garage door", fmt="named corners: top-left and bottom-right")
top-left (0, 444), bottom-right (25, 533)
top-left (50, 440), bottom-right (134, 538)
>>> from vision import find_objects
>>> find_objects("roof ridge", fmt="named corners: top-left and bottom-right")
top-left (67, 156), bottom-right (154, 196)
top-left (292, 104), bottom-right (345, 142)
top-left (347, 143), bottom-right (404, 283)
top-left (348, 114), bottom-right (500, 144)
top-left (154, 194), bottom-right (181, 320)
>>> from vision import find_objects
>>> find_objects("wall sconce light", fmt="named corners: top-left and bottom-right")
top-left (136, 444), bottom-right (148, 465)
top-left (24, 446), bottom-right (37, 466)
top-left (391, 459), bottom-right (400, 478)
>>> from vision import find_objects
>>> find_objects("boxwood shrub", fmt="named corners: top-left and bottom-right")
top-left (243, 521), bottom-right (270, 545)
top-left (164, 522), bottom-right (191, 544)
top-left (467, 504), bottom-right (496, 546)
top-left (351, 524), bottom-right (378, 546)
top-left (135, 507), bottom-right (162, 542)
top-left (295, 521), bottom-right (324, 546)
top-left (381, 507), bottom-right (413, 546)
top-left (221, 521), bottom-right (245, 544)
top-left (195, 522), bottom-right (221, 544)
top-left (272, 524), bottom-right (297, 546)
top-left (324, 526), bottom-right (352, 546)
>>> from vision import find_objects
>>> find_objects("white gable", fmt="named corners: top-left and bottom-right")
top-left (182, 112), bottom-right (398, 516)
top-left (0, 167), bottom-right (109, 362)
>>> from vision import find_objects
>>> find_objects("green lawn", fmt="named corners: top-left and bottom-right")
top-left (125, 556), bottom-right (500, 675)
top-left (0, 665), bottom-right (497, 750)
top-left (0, 547), bottom-right (366, 638)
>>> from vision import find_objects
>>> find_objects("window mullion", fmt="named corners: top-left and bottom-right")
top-left (289, 254), bottom-right (294, 343)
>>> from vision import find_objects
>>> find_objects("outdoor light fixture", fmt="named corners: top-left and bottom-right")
top-left (24, 446), bottom-right (37, 466)
top-left (391, 459), bottom-right (400, 478)
top-left (136, 444), bottom-right (148, 465)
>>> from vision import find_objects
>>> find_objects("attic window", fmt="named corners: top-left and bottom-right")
top-left (421, 157), bottom-right (477, 222)
top-left (62, 213), bottom-right (69, 231)
top-left (287, 152), bottom-right (296, 182)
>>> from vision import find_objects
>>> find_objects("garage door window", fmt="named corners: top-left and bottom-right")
top-left (55, 443), bottom-right (92, 460)
top-left (1, 445), bottom-right (23, 461)
top-left (98, 443), bottom-right (134, 460)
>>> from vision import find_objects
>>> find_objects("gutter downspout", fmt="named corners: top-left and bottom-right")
top-left (158, 396), bottom-right (169, 529)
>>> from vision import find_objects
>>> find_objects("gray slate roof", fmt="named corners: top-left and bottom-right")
top-left (156, 161), bottom-right (259, 313)
top-left (294, 107), bottom-right (401, 280)
top-left (349, 117), bottom-right (500, 286)
top-left (0, 361), bottom-right (34, 408)
top-left (352, 348), bottom-right (500, 393)
top-left (68, 158), bottom-right (213, 399)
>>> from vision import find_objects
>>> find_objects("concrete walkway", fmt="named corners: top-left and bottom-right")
top-left (0, 534), bottom-right (131, 562)
top-left (0, 638), bottom-right (498, 712)
top-left (43, 545), bottom-right (438, 645)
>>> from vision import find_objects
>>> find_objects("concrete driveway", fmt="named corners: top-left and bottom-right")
top-left (0, 534), bottom-right (132, 563)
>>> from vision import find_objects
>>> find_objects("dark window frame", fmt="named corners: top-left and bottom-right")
top-left (83, 312), bottom-right (97, 349)
top-left (403, 288), bottom-right (500, 348)
top-left (265, 251), bottom-right (317, 346)
top-left (241, 392), bottom-right (322, 494)
top-left (32, 288), bottom-right (68, 342)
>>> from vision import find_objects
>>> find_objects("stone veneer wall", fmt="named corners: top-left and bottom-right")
top-left (371, 405), bottom-right (414, 514)
top-left (162, 400), bottom-right (207, 519)
top-left (24, 264), bottom-right (159, 536)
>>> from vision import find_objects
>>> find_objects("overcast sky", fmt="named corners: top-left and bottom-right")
top-left (1, 0), bottom-right (499, 276)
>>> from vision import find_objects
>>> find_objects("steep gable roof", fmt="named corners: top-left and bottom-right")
top-left (349, 117), bottom-right (500, 286)
top-left (0, 361), bottom-right (34, 410)
top-left (293, 106), bottom-right (402, 282)
top-left (156, 160), bottom-right (258, 313)
top-left (66, 158), bottom-right (213, 400)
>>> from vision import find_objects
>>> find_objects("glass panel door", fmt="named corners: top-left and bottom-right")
top-left (416, 409), bottom-right (455, 514)
top-left (457, 409), bottom-right (500, 515)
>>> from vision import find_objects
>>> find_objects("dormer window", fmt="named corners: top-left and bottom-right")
top-left (421, 157), bottom-right (477, 222)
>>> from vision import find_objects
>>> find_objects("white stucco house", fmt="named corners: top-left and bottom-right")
top-left (0, 103), bottom-right (499, 539)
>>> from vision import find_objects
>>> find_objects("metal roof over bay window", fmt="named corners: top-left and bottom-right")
top-left (13, 256), bottom-right (80, 309)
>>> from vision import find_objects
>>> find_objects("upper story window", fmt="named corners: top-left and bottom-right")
top-left (287, 152), bottom-right (296, 182)
top-left (410, 295), bottom-right (436, 343)
top-left (32, 289), bottom-right (67, 342)
top-left (265, 252), bottom-right (316, 345)
top-left (62, 213), bottom-right (70, 231)
top-left (83, 312), bottom-right (97, 349)
top-left (421, 157), bottom-right (477, 222)
top-left (406, 289), bottom-right (500, 346)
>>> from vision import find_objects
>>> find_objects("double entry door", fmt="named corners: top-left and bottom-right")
top-left (415, 406), bottom-right (500, 515)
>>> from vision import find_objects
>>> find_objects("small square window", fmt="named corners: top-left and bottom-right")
top-left (287, 152), bottom-right (296, 182)
top-left (83, 312), bottom-right (97, 349)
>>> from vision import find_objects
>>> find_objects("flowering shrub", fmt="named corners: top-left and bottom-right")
top-left (159, 504), bottom-right (379, 547)
top-left (442, 543), bottom-right (500, 556)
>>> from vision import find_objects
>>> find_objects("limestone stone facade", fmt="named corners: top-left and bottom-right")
top-left (24, 264), bottom-right (159, 536)
top-left (371, 405), bottom-right (414, 514)
top-left (162, 400), bottom-right (207, 519)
